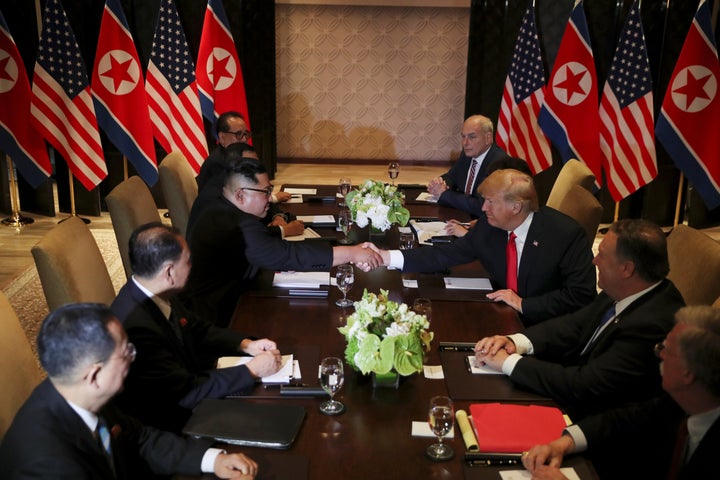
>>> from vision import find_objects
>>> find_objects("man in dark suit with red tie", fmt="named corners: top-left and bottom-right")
top-left (474, 219), bottom-right (685, 420)
top-left (0, 303), bottom-right (258, 479)
top-left (381, 168), bottom-right (597, 325)
top-left (427, 115), bottom-right (530, 217)
top-left (520, 305), bottom-right (719, 480)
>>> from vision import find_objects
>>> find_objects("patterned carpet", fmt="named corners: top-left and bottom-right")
top-left (2, 229), bottom-right (126, 373)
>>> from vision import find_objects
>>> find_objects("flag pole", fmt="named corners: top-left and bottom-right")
top-left (673, 173), bottom-right (685, 227)
top-left (1, 156), bottom-right (34, 227)
top-left (59, 169), bottom-right (90, 224)
top-left (613, 202), bottom-right (619, 222)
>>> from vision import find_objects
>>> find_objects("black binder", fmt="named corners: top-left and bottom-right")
top-left (182, 399), bottom-right (305, 449)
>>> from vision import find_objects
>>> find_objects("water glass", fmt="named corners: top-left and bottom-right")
top-left (426, 395), bottom-right (454, 461)
top-left (338, 209), bottom-right (353, 245)
top-left (319, 357), bottom-right (345, 415)
top-left (387, 162), bottom-right (399, 185)
top-left (413, 298), bottom-right (432, 324)
top-left (338, 178), bottom-right (352, 207)
top-left (335, 264), bottom-right (354, 307)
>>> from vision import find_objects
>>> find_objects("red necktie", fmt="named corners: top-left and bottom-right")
top-left (465, 159), bottom-right (478, 195)
top-left (506, 232), bottom-right (518, 292)
top-left (667, 417), bottom-right (688, 480)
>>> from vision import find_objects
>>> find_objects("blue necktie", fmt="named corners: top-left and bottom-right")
top-left (96, 417), bottom-right (114, 468)
top-left (581, 303), bottom-right (616, 354)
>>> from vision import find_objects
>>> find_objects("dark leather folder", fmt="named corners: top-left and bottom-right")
top-left (182, 399), bottom-right (305, 449)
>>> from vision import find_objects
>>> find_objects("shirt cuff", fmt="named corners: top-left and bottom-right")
top-left (201, 448), bottom-right (225, 473)
top-left (502, 353), bottom-right (523, 375)
top-left (278, 225), bottom-right (285, 239)
top-left (271, 193), bottom-right (278, 203)
top-left (507, 333), bottom-right (533, 355)
top-left (563, 426), bottom-right (586, 453)
top-left (388, 250), bottom-right (404, 270)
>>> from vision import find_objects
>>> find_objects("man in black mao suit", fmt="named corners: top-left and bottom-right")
top-left (181, 157), bottom-right (382, 327)
top-left (521, 305), bottom-right (720, 480)
top-left (0, 303), bottom-right (258, 480)
top-left (112, 223), bottom-right (282, 433)
top-left (427, 115), bottom-right (530, 217)
top-left (382, 169), bottom-right (596, 325)
top-left (475, 219), bottom-right (685, 421)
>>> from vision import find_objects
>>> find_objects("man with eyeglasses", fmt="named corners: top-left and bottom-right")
top-left (112, 223), bottom-right (282, 433)
top-left (520, 305), bottom-right (719, 480)
top-left (426, 115), bottom-right (530, 218)
top-left (0, 303), bottom-right (259, 479)
top-left (197, 111), bottom-right (291, 204)
top-left (182, 156), bottom-right (383, 327)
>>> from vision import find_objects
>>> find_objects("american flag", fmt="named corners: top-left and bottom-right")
top-left (146, 0), bottom-right (208, 173)
top-left (656, 0), bottom-right (720, 210)
top-left (92, 0), bottom-right (158, 186)
top-left (197, 0), bottom-right (252, 130)
top-left (30, 0), bottom-right (107, 191)
top-left (599, 0), bottom-right (656, 201)
top-left (0, 10), bottom-right (51, 188)
top-left (496, 2), bottom-right (552, 175)
top-left (538, 0), bottom-right (601, 182)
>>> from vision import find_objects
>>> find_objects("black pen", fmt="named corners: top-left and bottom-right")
top-left (467, 459), bottom-right (520, 467)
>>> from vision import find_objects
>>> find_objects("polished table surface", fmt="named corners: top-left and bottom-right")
top-left (178, 184), bottom-right (598, 479)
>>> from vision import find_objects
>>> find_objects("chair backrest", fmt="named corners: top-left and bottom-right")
top-left (106, 175), bottom-right (162, 278)
top-left (31, 216), bottom-right (116, 311)
top-left (158, 151), bottom-right (198, 237)
top-left (554, 184), bottom-right (603, 243)
top-left (546, 159), bottom-right (596, 209)
top-left (667, 224), bottom-right (720, 305)
top-left (0, 291), bottom-right (41, 441)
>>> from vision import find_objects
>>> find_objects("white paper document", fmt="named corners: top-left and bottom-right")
top-left (409, 220), bottom-right (448, 245)
top-left (467, 356), bottom-right (503, 375)
top-left (285, 195), bottom-right (303, 204)
top-left (284, 227), bottom-right (321, 241)
top-left (297, 214), bottom-right (336, 225)
top-left (444, 277), bottom-right (493, 290)
top-left (272, 271), bottom-right (330, 288)
top-left (217, 355), bottom-right (300, 384)
top-left (415, 191), bottom-right (438, 203)
top-left (423, 364), bottom-right (444, 379)
top-left (411, 421), bottom-right (455, 438)
top-left (284, 188), bottom-right (317, 195)
top-left (500, 468), bottom-right (579, 480)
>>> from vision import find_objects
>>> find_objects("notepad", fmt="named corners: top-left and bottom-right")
top-left (218, 355), bottom-right (300, 383)
top-left (183, 399), bottom-right (305, 449)
top-left (284, 188), bottom-right (316, 195)
top-left (444, 277), bottom-right (492, 290)
top-left (296, 214), bottom-right (336, 226)
top-left (272, 271), bottom-right (330, 288)
top-left (469, 403), bottom-right (566, 453)
top-left (415, 192), bottom-right (438, 203)
top-left (284, 227), bottom-right (321, 241)
top-left (410, 220), bottom-right (448, 245)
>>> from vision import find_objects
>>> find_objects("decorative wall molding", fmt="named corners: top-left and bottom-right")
top-left (276, 1), bottom-right (470, 8)
top-left (275, 4), bottom-right (469, 162)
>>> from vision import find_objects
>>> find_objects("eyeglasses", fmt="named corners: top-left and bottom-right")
top-left (223, 129), bottom-right (252, 140)
top-left (241, 186), bottom-right (274, 198)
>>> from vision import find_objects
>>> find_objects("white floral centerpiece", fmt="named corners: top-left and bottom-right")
top-left (338, 289), bottom-right (433, 376)
top-left (345, 179), bottom-right (410, 232)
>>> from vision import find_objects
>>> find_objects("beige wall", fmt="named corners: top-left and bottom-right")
top-left (275, 4), bottom-right (469, 162)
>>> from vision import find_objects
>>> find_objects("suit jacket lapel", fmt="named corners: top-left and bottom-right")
top-left (128, 282), bottom-right (188, 359)
top-left (517, 212), bottom-right (543, 292)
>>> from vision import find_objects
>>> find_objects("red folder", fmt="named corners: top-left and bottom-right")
top-left (469, 403), bottom-right (566, 452)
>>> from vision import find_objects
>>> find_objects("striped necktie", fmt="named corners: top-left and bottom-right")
top-left (464, 158), bottom-right (478, 195)
top-left (96, 417), bottom-right (114, 469)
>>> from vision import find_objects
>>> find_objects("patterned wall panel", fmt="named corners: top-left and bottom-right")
top-left (276, 4), bottom-right (470, 162)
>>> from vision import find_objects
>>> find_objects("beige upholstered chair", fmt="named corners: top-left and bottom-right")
top-left (31, 216), bottom-right (116, 311)
top-left (106, 175), bottom-right (162, 278)
top-left (546, 159), bottom-right (596, 210)
top-left (158, 151), bottom-right (198, 237)
top-left (554, 184), bottom-right (603, 243)
top-left (0, 291), bottom-right (42, 441)
top-left (667, 224), bottom-right (720, 305)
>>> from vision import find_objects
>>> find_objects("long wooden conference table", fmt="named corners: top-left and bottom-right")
top-left (178, 184), bottom-right (598, 480)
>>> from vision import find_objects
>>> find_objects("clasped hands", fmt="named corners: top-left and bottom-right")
top-left (427, 177), bottom-right (448, 197)
top-left (473, 335), bottom-right (516, 371)
top-left (240, 338), bottom-right (282, 378)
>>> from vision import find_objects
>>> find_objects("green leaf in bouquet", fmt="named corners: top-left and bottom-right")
top-left (393, 335), bottom-right (424, 376)
top-left (354, 334), bottom-right (395, 374)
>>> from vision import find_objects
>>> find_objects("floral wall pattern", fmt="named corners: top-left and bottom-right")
top-left (275, 4), bottom-right (469, 162)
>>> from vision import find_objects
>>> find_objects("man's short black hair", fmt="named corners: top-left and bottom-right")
top-left (223, 156), bottom-right (267, 188)
top-left (610, 218), bottom-right (669, 283)
top-left (128, 222), bottom-right (184, 278)
top-left (38, 303), bottom-right (116, 382)
top-left (215, 111), bottom-right (245, 136)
